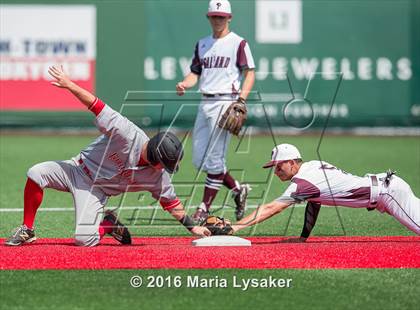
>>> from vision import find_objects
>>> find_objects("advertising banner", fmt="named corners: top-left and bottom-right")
top-left (0, 5), bottom-right (96, 111)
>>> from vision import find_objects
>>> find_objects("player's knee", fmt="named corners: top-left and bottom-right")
top-left (26, 164), bottom-right (46, 187)
top-left (74, 233), bottom-right (100, 247)
top-left (206, 164), bottom-right (225, 175)
top-left (204, 160), bottom-right (225, 175)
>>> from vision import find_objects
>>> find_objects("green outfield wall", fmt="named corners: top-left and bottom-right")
top-left (1, 0), bottom-right (419, 129)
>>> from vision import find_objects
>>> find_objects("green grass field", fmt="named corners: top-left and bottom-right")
top-left (0, 134), bottom-right (419, 310)
top-left (1, 269), bottom-right (419, 310)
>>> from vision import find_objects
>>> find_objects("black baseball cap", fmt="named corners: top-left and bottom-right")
top-left (147, 131), bottom-right (184, 174)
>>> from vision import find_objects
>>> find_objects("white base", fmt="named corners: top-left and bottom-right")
top-left (192, 236), bottom-right (251, 247)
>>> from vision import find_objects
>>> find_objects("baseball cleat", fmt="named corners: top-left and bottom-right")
top-left (103, 210), bottom-right (132, 245)
top-left (233, 184), bottom-right (252, 220)
top-left (5, 225), bottom-right (36, 246)
top-left (192, 204), bottom-right (209, 225)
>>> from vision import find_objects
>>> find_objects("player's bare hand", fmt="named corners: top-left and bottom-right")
top-left (190, 226), bottom-right (211, 237)
top-left (48, 65), bottom-right (73, 89)
top-left (176, 82), bottom-right (186, 96)
top-left (280, 237), bottom-right (307, 243)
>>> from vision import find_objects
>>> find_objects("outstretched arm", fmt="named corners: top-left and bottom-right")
top-left (231, 200), bottom-right (291, 233)
top-left (48, 65), bottom-right (96, 108)
top-left (168, 203), bottom-right (211, 237)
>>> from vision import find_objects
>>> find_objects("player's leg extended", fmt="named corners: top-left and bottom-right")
top-left (379, 176), bottom-right (420, 235)
top-left (5, 161), bottom-right (74, 246)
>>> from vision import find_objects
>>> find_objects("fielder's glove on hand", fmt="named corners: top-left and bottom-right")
top-left (218, 98), bottom-right (247, 136)
top-left (202, 216), bottom-right (234, 235)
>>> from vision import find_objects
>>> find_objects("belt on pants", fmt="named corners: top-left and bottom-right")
top-left (370, 175), bottom-right (379, 205)
top-left (367, 175), bottom-right (379, 211)
top-left (78, 158), bottom-right (93, 179)
top-left (202, 93), bottom-right (234, 98)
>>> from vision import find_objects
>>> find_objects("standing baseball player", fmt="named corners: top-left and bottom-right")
top-left (226, 144), bottom-right (420, 237)
top-left (5, 65), bottom-right (210, 246)
top-left (176, 0), bottom-right (256, 222)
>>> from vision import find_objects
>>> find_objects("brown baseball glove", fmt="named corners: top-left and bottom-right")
top-left (202, 216), bottom-right (234, 235)
top-left (218, 98), bottom-right (247, 136)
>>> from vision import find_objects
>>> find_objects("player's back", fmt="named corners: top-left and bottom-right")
top-left (292, 160), bottom-right (372, 208)
top-left (78, 105), bottom-right (149, 180)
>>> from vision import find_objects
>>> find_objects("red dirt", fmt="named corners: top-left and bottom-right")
top-left (1, 236), bottom-right (419, 270)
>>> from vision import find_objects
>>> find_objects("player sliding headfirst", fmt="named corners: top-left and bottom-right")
top-left (176, 0), bottom-right (255, 223)
top-left (5, 65), bottom-right (210, 247)
top-left (211, 144), bottom-right (420, 237)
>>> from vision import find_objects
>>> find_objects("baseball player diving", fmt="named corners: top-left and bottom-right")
top-left (205, 144), bottom-right (420, 237)
top-left (5, 65), bottom-right (211, 246)
top-left (176, 0), bottom-right (256, 223)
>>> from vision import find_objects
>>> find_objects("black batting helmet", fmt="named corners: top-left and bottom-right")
top-left (147, 131), bottom-right (184, 174)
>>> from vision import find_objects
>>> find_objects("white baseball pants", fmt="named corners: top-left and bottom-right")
top-left (376, 175), bottom-right (420, 235)
top-left (192, 96), bottom-right (234, 174)
top-left (27, 160), bottom-right (108, 246)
